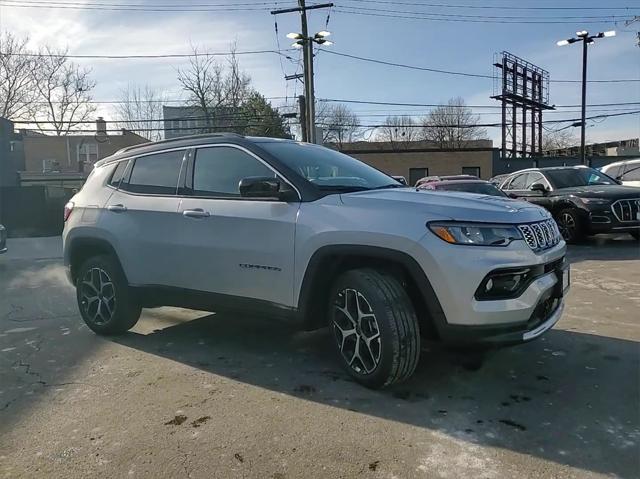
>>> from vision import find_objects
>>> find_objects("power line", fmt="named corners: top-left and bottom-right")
top-left (318, 98), bottom-right (640, 109)
top-left (333, 8), bottom-right (635, 25)
top-left (336, 4), bottom-right (635, 21)
top-left (317, 109), bottom-right (640, 128)
top-left (338, 0), bottom-right (637, 11)
top-left (323, 50), bottom-right (640, 83)
top-left (0, 49), bottom-right (294, 59)
top-left (17, 109), bottom-right (639, 130)
top-left (0, 0), bottom-right (290, 12)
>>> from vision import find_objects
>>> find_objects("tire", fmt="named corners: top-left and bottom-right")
top-left (76, 254), bottom-right (141, 335)
top-left (556, 208), bottom-right (585, 244)
top-left (328, 268), bottom-right (420, 389)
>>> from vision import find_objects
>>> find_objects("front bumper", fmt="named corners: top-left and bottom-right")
top-left (411, 234), bottom-right (568, 346)
top-left (581, 201), bottom-right (640, 234)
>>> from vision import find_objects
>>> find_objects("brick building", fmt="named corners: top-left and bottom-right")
top-left (336, 140), bottom-right (497, 185)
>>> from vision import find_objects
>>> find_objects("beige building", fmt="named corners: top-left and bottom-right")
top-left (20, 118), bottom-right (148, 174)
top-left (338, 141), bottom-right (497, 185)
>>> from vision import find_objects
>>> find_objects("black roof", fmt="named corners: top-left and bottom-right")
top-left (95, 133), bottom-right (294, 167)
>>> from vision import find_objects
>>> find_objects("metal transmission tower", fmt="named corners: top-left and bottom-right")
top-left (491, 52), bottom-right (553, 160)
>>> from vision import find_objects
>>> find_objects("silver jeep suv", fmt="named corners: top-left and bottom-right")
top-left (63, 134), bottom-right (569, 388)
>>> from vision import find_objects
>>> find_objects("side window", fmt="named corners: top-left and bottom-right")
top-left (122, 150), bottom-right (185, 195)
top-left (605, 165), bottom-right (621, 179)
top-left (525, 173), bottom-right (543, 190)
top-left (506, 173), bottom-right (528, 190)
top-left (623, 164), bottom-right (640, 181)
top-left (108, 160), bottom-right (129, 188)
top-left (192, 146), bottom-right (275, 197)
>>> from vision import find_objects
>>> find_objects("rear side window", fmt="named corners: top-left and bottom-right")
top-left (191, 146), bottom-right (275, 197)
top-left (108, 160), bottom-right (129, 188)
top-left (506, 173), bottom-right (528, 190)
top-left (604, 165), bottom-right (621, 178)
top-left (122, 150), bottom-right (185, 195)
top-left (623, 164), bottom-right (640, 181)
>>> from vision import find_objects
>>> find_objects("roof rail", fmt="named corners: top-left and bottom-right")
top-left (113, 132), bottom-right (245, 156)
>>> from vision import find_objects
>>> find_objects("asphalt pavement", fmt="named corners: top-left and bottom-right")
top-left (0, 235), bottom-right (639, 478)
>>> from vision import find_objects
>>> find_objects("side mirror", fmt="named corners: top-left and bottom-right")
top-left (530, 183), bottom-right (548, 194)
top-left (239, 177), bottom-right (297, 201)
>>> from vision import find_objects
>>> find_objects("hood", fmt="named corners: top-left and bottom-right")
top-left (551, 184), bottom-right (640, 199)
top-left (340, 188), bottom-right (551, 223)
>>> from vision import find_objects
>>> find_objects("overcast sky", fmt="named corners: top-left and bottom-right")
top-left (1, 0), bottom-right (638, 144)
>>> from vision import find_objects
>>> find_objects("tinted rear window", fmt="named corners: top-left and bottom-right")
top-left (123, 150), bottom-right (185, 195)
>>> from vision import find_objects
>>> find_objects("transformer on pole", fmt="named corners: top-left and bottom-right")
top-left (491, 52), bottom-right (554, 159)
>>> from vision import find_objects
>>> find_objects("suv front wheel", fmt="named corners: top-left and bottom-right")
top-left (76, 255), bottom-right (141, 335)
top-left (329, 269), bottom-right (420, 389)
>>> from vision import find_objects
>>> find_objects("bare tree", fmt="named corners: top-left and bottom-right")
top-left (177, 43), bottom-right (251, 131)
top-left (542, 128), bottom-right (578, 153)
top-left (421, 97), bottom-right (488, 149)
top-left (115, 84), bottom-right (165, 141)
top-left (317, 103), bottom-right (361, 147)
top-left (376, 115), bottom-right (419, 146)
top-left (32, 47), bottom-right (96, 135)
top-left (0, 31), bottom-right (39, 120)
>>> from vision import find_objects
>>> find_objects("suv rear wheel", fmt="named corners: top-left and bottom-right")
top-left (329, 268), bottom-right (420, 389)
top-left (76, 255), bottom-right (141, 335)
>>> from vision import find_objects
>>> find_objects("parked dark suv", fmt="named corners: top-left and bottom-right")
top-left (500, 166), bottom-right (640, 242)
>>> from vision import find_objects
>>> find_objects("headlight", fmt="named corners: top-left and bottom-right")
top-left (428, 222), bottom-right (522, 246)
top-left (578, 197), bottom-right (610, 205)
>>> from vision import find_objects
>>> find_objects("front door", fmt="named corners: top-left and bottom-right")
top-left (174, 145), bottom-right (300, 307)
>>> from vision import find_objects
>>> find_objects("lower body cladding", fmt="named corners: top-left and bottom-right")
top-left (411, 238), bottom-right (569, 346)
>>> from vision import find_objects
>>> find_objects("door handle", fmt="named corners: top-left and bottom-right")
top-left (107, 204), bottom-right (127, 213)
top-left (183, 208), bottom-right (210, 219)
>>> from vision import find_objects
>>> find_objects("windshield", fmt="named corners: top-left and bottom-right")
top-left (435, 182), bottom-right (507, 197)
top-left (259, 141), bottom-right (400, 191)
top-left (544, 168), bottom-right (618, 189)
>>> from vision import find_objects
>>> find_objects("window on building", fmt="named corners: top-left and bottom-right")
top-left (409, 168), bottom-right (428, 186)
top-left (78, 142), bottom-right (98, 166)
top-left (191, 146), bottom-right (275, 197)
top-left (122, 150), bottom-right (185, 195)
top-left (461, 166), bottom-right (481, 178)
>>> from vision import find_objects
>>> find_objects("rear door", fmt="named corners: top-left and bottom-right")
top-left (103, 149), bottom-right (187, 286)
top-left (174, 144), bottom-right (300, 307)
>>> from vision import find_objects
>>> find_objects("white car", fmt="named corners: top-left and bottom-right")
top-left (62, 134), bottom-right (568, 388)
top-left (601, 158), bottom-right (640, 187)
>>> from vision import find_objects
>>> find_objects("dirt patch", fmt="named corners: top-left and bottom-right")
top-left (164, 415), bottom-right (187, 426)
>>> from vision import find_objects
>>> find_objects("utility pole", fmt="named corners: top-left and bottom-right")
top-left (298, 95), bottom-right (307, 142)
top-left (557, 29), bottom-right (616, 165)
top-left (272, 1), bottom-right (333, 144)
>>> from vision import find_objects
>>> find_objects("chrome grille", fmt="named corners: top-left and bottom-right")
top-left (518, 218), bottom-right (562, 251)
top-left (611, 199), bottom-right (640, 223)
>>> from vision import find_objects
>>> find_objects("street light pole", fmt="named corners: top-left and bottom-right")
top-left (557, 29), bottom-right (616, 166)
top-left (580, 36), bottom-right (588, 165)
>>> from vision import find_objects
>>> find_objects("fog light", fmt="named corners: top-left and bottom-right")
top-left (476, 268), bottom-right (532, 300)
